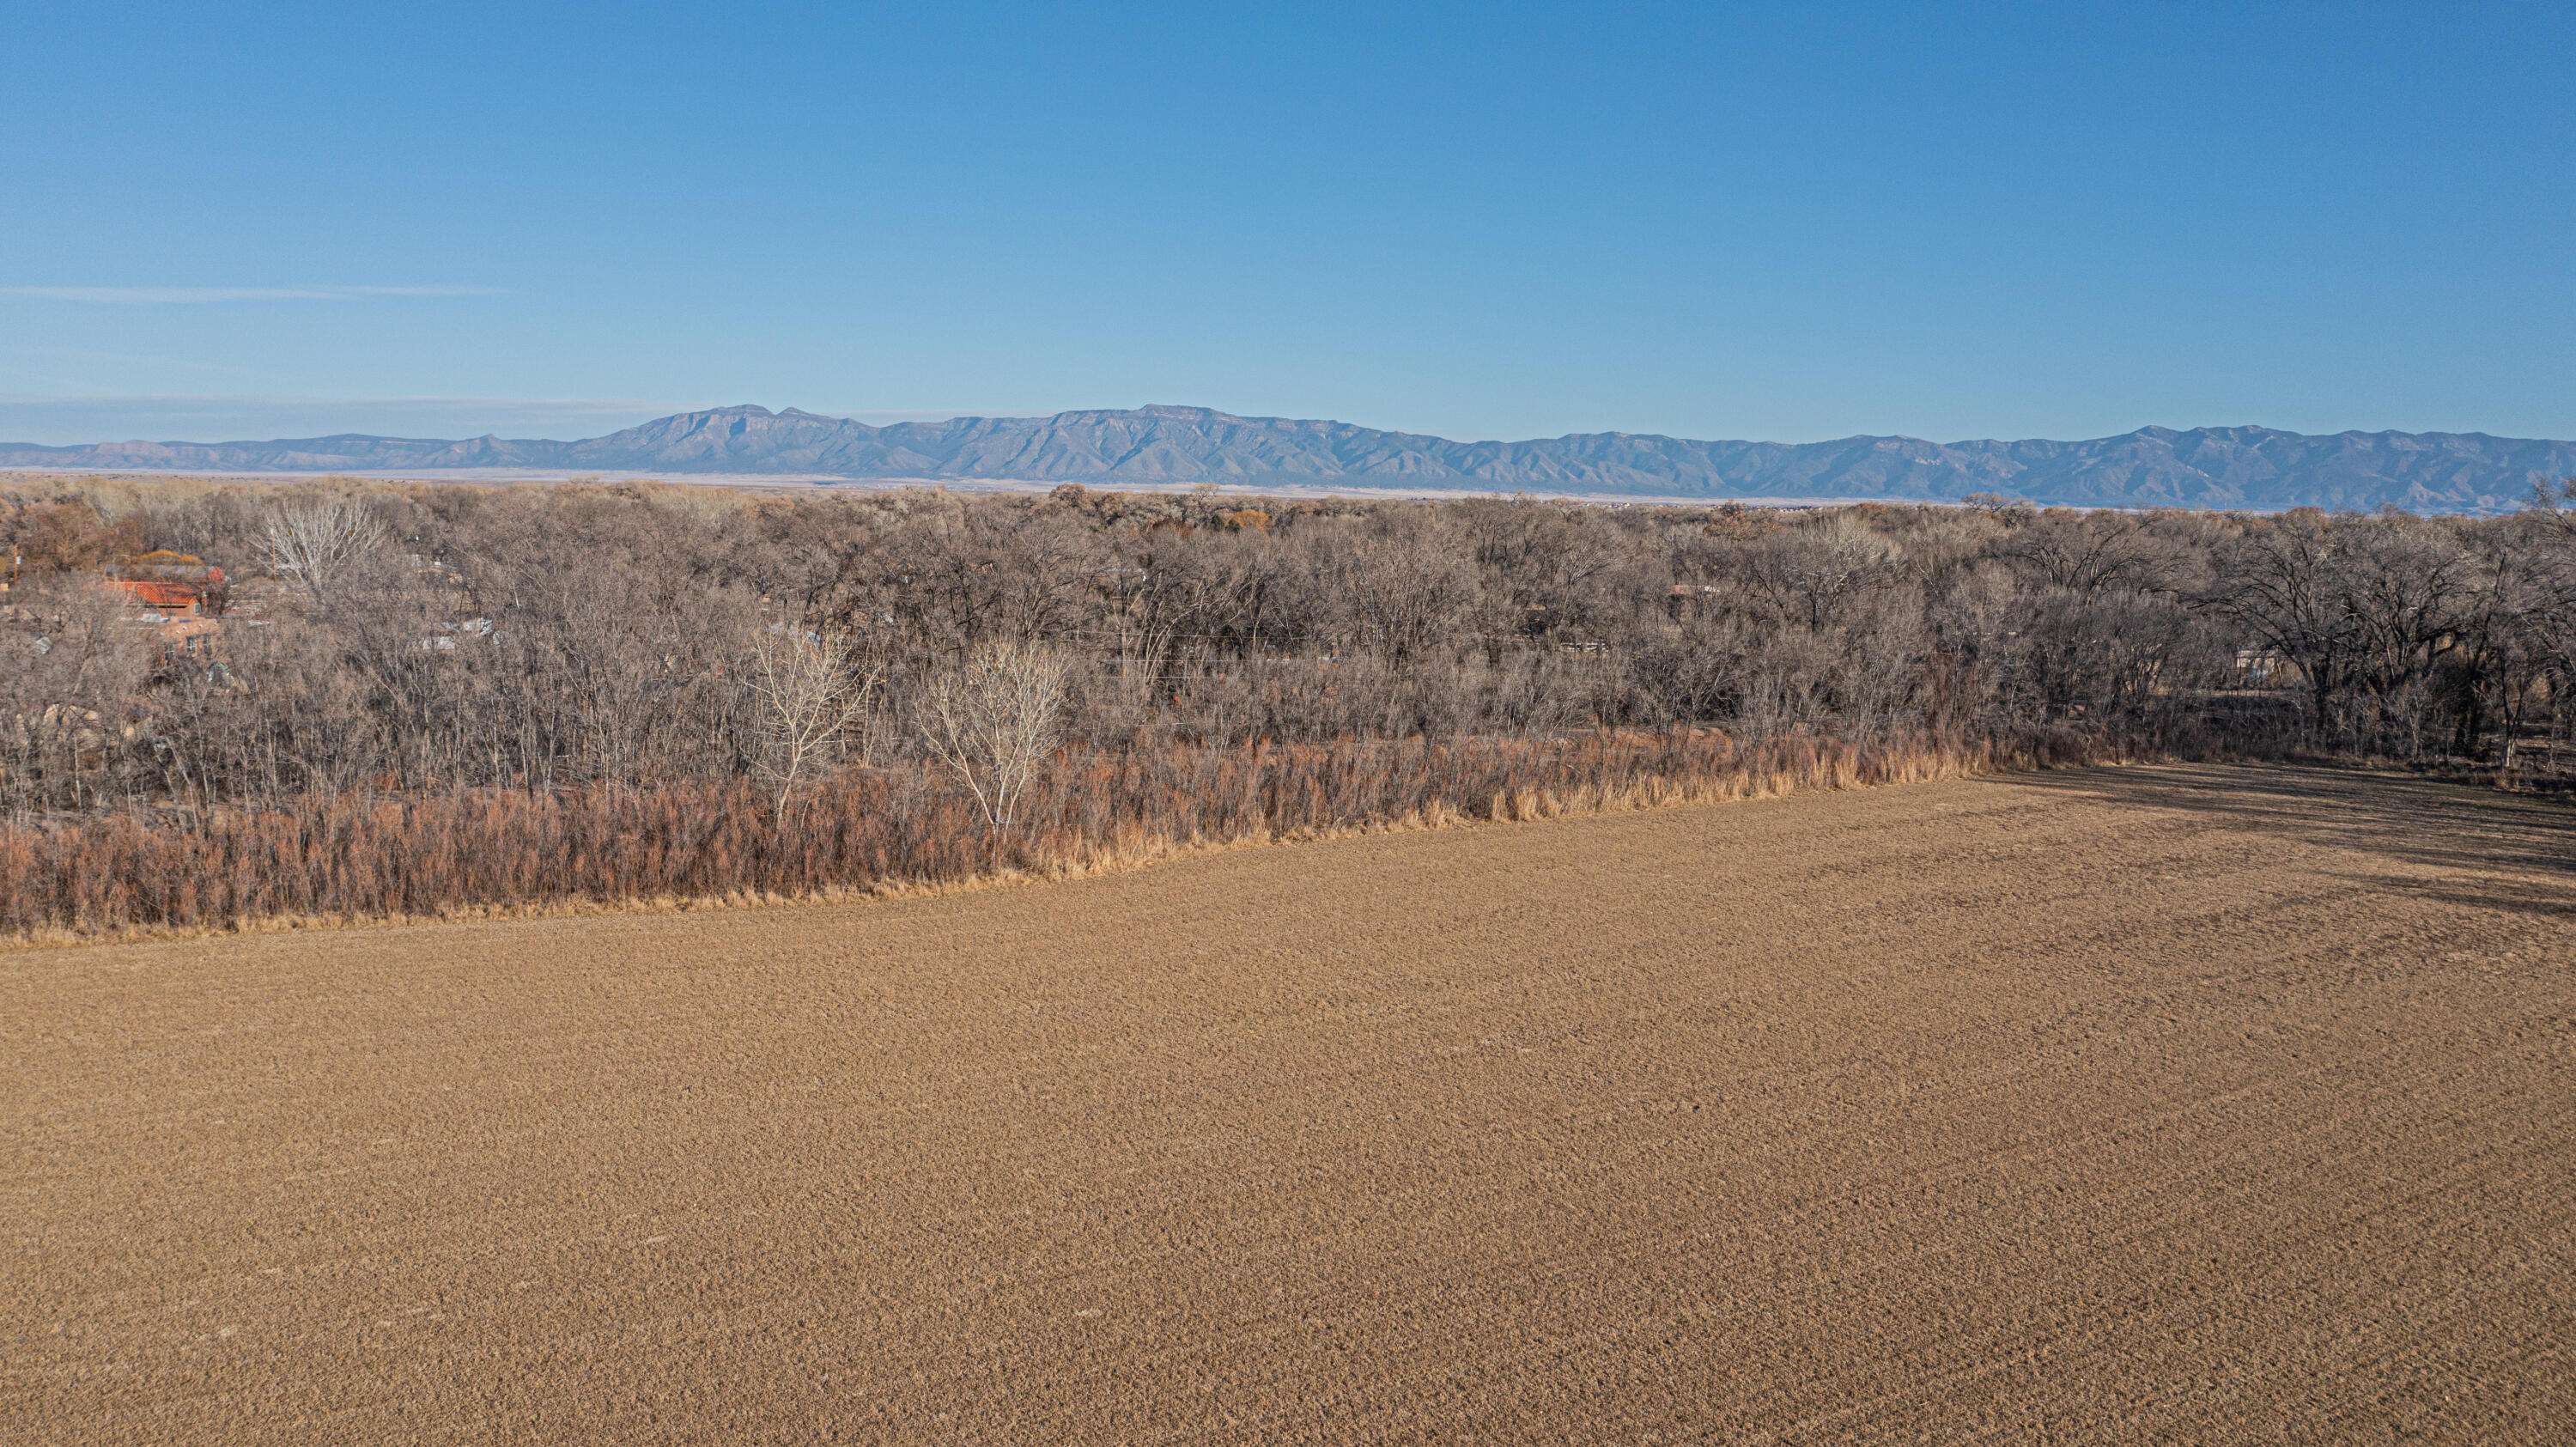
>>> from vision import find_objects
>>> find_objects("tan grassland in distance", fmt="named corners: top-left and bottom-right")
top-left (0, 465), bottom-right (1863, 507)
top-left (5, 763), bottom-right (2573, 1443)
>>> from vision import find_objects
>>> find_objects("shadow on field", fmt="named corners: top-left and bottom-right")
top-left (2328, 872), bottom-right (2576, 921)
top-left (1987, 763), bottom-right (2576, 899)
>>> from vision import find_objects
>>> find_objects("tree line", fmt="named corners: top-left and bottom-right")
top-left (6, 475), bottom-right (2576, 830)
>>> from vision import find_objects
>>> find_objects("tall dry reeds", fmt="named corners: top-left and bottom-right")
top-left (0, 725), bottom-right (2131, 942)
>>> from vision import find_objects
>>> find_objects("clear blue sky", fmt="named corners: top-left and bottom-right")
top-left (3, 1), bottom-right (2568, 446)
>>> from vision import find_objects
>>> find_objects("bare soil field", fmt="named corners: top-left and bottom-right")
top-left (6, 763), bottom-right (2573, 1444)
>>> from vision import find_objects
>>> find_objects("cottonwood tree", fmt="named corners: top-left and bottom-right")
top-left (1996, 511), bottom-right (2168, 602)
top-left (1741, 514), bottom-right (1899, 631)
top-left (2333, 517), bottom-right (2471, 754)
top-left (2200, 513), bottom-right (2355, 740)
top-left (918, 638), bottom-right (1070, 833)
top-left (264, 498), bottom-right (386, 603)
top-left (748, 625), bottom-right (878, 819)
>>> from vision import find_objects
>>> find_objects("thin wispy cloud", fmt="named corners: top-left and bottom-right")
top-left (0, 392), bottom-right (677, 411)
top-left (0, 394), bottom-right (684, 447)
top-left (0, 285), bottom-right (508, 304)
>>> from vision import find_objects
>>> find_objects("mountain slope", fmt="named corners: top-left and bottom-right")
top-left (6, 404), bottom-right (2571, 510)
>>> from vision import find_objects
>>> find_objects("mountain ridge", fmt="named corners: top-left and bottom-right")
top-left (5, 404), bottom-right (2571, 511)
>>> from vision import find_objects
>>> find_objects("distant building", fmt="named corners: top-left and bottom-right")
top-left (157, 615), bottom-right (223, 660)
top-left (106, 551), bottom-right (227, 617)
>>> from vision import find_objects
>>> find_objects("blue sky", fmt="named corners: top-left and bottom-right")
top-left (3, 1), bottom-right (2568, 446)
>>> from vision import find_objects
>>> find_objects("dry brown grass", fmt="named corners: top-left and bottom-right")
top-left (0, 726), bottom-right (2130, 945)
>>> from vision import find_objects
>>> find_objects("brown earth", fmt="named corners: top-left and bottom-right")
top-left (5, 763), bottom-right (2573, 1444)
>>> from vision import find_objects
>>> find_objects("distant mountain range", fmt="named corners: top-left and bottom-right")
top-left (7, 404), bottom-right (2573, 511)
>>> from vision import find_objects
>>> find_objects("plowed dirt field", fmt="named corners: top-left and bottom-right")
top-left (7, 764), bottom-right (2573, 1443)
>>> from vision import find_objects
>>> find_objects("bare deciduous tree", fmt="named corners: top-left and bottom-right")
top-left (749, 625), bottom-right (878, 819)
top-left (264, 497), bottom-right (386, 602)
top-left (0, 578), bottom-right (152, 816)
top-left (918, 638), bottom-right (1070, 832)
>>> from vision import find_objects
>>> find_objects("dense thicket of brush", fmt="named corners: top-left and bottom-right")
top-left (0, 727), bottom-right (2127, 938)
top-left (10, 477), bottom-right (2573, 817)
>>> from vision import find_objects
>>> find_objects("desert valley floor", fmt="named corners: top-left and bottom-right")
top-left (6, 764), bottom-right (2573, 1443)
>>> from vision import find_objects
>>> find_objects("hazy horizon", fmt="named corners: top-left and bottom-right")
top-left (8, 396), bottom-right (2576, 454)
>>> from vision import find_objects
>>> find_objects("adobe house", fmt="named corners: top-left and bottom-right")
top-left (106, 551), bottom-right (228, 618)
